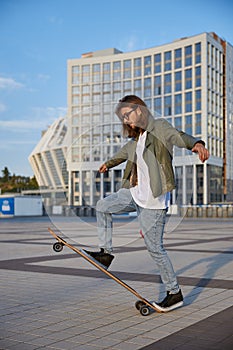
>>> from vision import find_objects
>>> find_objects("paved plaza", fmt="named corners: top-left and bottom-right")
top-left (0, 215), bottom-right (232, 349)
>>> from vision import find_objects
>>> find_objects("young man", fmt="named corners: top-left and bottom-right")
top-left (83, 95), bottom-right (209, 311)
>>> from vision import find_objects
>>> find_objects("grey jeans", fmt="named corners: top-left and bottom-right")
top-left (96, 188), bottom-right (180, 293)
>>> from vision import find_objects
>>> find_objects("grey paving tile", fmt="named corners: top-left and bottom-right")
top-left (0, 217), bottom-right (233, 350)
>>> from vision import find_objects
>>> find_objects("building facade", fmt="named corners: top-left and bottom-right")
top-left (29, 32), bottom-right (233, 211)
top-left (29, 118), bottom-right (69, 209)
top-left (67, 32), bottom-right (233, 207)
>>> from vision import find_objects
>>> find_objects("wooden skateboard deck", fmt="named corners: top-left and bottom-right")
top-left (48, 227), bottom-right (164, 316)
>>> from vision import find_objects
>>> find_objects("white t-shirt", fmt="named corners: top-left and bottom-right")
top-left (130, 131), bottom-right (170, 209)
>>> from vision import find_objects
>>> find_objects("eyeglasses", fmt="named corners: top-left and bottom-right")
top-left (122, 105), bottom-right (138, 121)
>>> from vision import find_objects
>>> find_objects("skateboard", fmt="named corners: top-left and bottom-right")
top-left (48, 227), bottom-right (164, 316)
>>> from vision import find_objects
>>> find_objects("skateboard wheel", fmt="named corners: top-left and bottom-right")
top-left (140, 306), bottom-right (150, 316)
top-left (53, 242), bottom-right (64, 252)
top-left (135, 300), bottom-right (146, 310)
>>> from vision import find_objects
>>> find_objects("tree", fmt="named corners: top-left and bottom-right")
top-left (2, 167), bottom-right (10, 182)
top-left (28, 176), bottom-right (39, 189)
top-left (0, 168), bottom-right (39, 193)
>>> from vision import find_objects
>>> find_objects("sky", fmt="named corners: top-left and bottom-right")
top-left (0, 0), bottom-right (233, 177)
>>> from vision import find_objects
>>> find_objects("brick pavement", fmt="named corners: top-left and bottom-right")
top-left (0, 216), bottom-right (232, 349)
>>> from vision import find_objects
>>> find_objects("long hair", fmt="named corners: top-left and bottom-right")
top-left (115, 95), bottom-right (151, 138)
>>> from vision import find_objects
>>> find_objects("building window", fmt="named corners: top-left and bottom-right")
top-left (123, 80), bottom-right (131, 94)
top-left (82, 94), bottom-right (90, 104)
top-left (186, 165), bottom-right (193, 204)
top-left (185, 115), bottom-right (192, 134)
top-left (195, 66), bottom-right (201, 87)
top-left (93, 84), bottom-right (101, 93)
top-left (72, 86), bottom-right (80, 95)
top-left (72, 75), bottom-right (80, 85)
top-left (72, 147), bottom-right (80, 162)
top-left (144, 77), bottom-right (151, 97)
top-left (103, 62), bottom-right (110, 81)
top-left (103, 83), bottom-right (110, 93)
top-left (174, 116), bottom-right (182, 130)
top-left (134, 57), bottom-right (141, 77)
top-left (144, 56), bottom-right (152, 76)
top-left (113, 91), bottom-right (121, 101)
top-left (93, 64), bottom-right (100, 72)
top-left (154, 97), bottom-right (162, 117)
top-left (175, 48), bottom-right (182, 69)
top-left (72, 109), bottom-right (80, 119)
top-left (113, 82), bottom-right (121, 91)
top-left (164, 73), bottom-right (172, 94)
top-left (185, 45), bottom-right (192, 66)
top-left (175, 71), bottom-right (182, 92)
top-left (145, 98), bottom-right (151, 109)
top-left (164, 95), bottom-right (172, 116)
top-left (113, 61), bottom-right (121, 80)
top-left (123, 59), bottom-right (131, 79)
top-left (195, 90), bottom-right (202, 111)
top-left (174, 94), bottom-right (182, 115)
top-left (72, 66), bottom-right (80, 84)
top-left (82, 65), bottom-right (90, 84)
top-left (154, 75), bottom-right (161, 95)
top-left (208, 165), bottom-right (223, 202)
top-left (80, 134), bottom-right (90, 145)
top-left (93, 94), bottom-right (100, 103)
top-left (103, 62), bottom-right (110, 71)
top-left (185, 68), bottom-right (192, 89)
top-left (195, 113), bottom-right (202, 135)
top-left (185, 91), bottom-right (192, 112)
top-left (164, 51), bottom-right (172, 71)
top-left (82, 65), bottom-right (90, 73)
top-left (92, 64), bottom-right (100, 83)
top-left (103, 92), bottom-right (111, 102)
top-left (82, 85), bottom-right (90, 94)
top-left (72, 66), bottom-right (80, 74)
top-left (195, 42), bottom-right (201, 64)
top-left (175, 166), bottom-right (183, 205)
top-left (134, 79), bottom-right (141, 95)
top-left (72, 95), bottom-right (79, 105)
top-left (197, 164), bottom-right (203, 204)
top-left (154, 53), bottom-right (161, 73)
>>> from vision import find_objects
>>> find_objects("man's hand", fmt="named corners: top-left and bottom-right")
top-left (192, 143), bottom-right (210, 163)
top-left (99, 163), bottom-right (108, 173)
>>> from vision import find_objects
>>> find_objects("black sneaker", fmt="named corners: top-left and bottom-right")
top-left (153, 290), bottom-right (183, 312)
top-left (81, 248), bottom-right (114, 270)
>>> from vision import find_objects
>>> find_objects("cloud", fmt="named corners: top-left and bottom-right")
top-left (32, 106), bottom-right (67, 120)
top-left (48, 16), bottom-right (63, 25)
top-left (0, 139), bottom-right (36, 149)
top-left (0, 106), bottom-right (67, 132)
top-left (0, 77), bottom-right (24, 89)
top-left (117, 32), bottom-right (153, 53)
top-left (0, 119), bottom-right (47, 131)
top-left (117, 35), bottom-right (138, 52)
top-left (0, 103), bottom-right (7, 113)
top-left (125, 36), bottom-right (138, 51)
top-left (37, 74), bottom-right (51, 82)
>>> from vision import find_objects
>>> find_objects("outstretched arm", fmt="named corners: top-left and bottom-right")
top-left (99, 139), bottom-right (134, 173)
top-left (192, 142), bottom-right (209, 163)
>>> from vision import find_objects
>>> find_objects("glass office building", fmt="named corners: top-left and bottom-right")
top-left (30, 32), bottom-right (233, 210)
top-left (67, 32), bottom-right (233, 207)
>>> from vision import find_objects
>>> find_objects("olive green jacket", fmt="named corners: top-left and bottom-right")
top-left (105, 116), bottom-right (203, 198)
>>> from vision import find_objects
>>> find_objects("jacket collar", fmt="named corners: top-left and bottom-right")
top-left (146, 114), bottom-right (156, 133)
top-left (144, 114), bottom-right (156, 147)
top-left (134, 114), bottom-right (156, 146)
